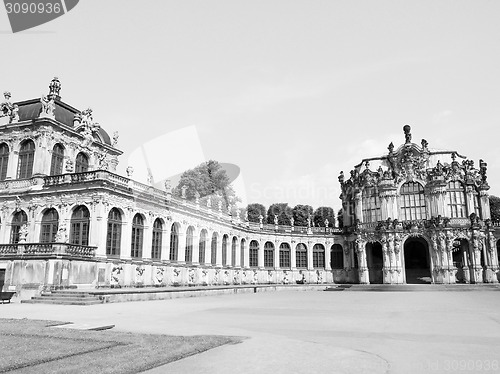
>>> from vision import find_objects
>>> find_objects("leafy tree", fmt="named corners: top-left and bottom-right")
top-left (292, 205), bottom-right (313, 226)
top-left (489, 195), bottom-right (500, 222)
top-left (313, 206), bottom-right (335, 227)
top-left (267, 203), bottom-right (292, 225)
top-left (337, 208), bottom-right (344, 229)
top-left (175, 160), bottom-right (239, 207)
top-left (246, 203), bottom-right (267, 223)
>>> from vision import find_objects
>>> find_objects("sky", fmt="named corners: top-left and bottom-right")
top-left (1, 0), bottom-right (500, 212)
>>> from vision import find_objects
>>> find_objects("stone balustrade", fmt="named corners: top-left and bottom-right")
top-left (0, 243), bottom-right (96, 258)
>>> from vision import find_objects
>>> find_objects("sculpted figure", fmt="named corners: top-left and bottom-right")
top-left (40, 95), bottom-right (55, 118)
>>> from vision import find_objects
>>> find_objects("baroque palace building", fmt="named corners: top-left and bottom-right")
top-left (0, 79), bottom-right (498, 299)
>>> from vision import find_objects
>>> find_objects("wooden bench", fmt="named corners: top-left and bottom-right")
top-left (0, 291), bottom-right (16, 304)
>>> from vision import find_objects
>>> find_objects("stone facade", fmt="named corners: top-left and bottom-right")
top-left (339, 125), bottom-right (500, 284)
top-left (0, 81), bottom-right (498, 300)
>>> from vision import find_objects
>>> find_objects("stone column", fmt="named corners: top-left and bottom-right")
top-left (242, 238), bottom-right (249, 268)
top-left (290, 241), bottom-right (297, 269)
top-left (177, 232), bottom-right (186, 263)
top-left (7, 149), bottom-right (19, 179)
top-left (479, 190), bottom-right (490, 219)
top-left (120, 216), bottom-right (132, 260)
top-left (142, 222), bottom-right (152, 260)
top-left (274, 241), bottom-right (280, 269)
top-left (160, 224), bottom-right (170, 261)
top-left (325, 242), bottom-right (331, 271)
top-left (216, 235), bottom-right (223, 267)
top-left (470, 233), bottom-right (483, 284)
top-left (258, 239), bottom-right (264, 269)
top-left (355, 239), bottom-right (369, 284)
top-left (90, 201), bottom-right (107, 258)
top-left (381, 235), bottom-right (391, 284)
top-left (192, 233), bottom-right (200, 265)
top-left (486, 231), bottom-right (499, 283)
top-left (307, 241), bottom-right (314, 271)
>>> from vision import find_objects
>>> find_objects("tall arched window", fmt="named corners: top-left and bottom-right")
top-left (40, 208), bottom-right (59, 243)
top-left (231, 237), bottom-right (237, 266)
top-left (399, 182), bottom-right (427, 220)
top-left (211, 233), bottom-right (218, 265)
top-left (185, 226), bottom-right (194, 263)
top-left (198, 230), bottom-right (207, 264)
top-left (169, 224), bottom-right (179, 261)
top-left (279, 243), bottom-right (291, 268)
top-left (313, 244), bottom-right (325, 268)
top-left (264, 241), bottom-right (274, 268)
top-left (446, 181), bottom-right (466, 218)
top-left (331, 244), bottom-right (344, 269)
top-left (17, 139), bottom-right (35, 179)
top-left (75, 152), bottom-right (89, 173)
top-left (295, 243), bottom-right (308, 268)
top-left (106, 208), bottom-right (122, 256)
top-left (10, 210), bottom-right (28, 244)
top-left (70, 206), bottom-right (90, 245)
top-left (131, 214), bottom-right (144, 258)
top-left (362, 186), bottom-right (381, 222)
top-left (240, 239), bottom-right (246, 267)
top-left (151, 219), bottom-right (162, 260)
top-left (222, 234), bottom-right (229, 266)
top-left (50, 144), bottom-right (65, 176)
top-left (249, 240), bottom-right (259, 267)
top-left (0, 143), bottom-right (9, 181)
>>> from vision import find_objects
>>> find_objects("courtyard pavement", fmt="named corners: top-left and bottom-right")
top-left (2, 289), bottom-right (500, 373)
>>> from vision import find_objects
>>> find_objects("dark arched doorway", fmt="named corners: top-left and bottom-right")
top-left (452, 238), bottom-right (473, 284)
top-left (366, 242), bottom-right (383, 284)
top-left (404, 237), bottom-right (431, 284)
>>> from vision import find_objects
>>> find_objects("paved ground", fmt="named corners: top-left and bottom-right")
top-left (2, 290), bottom-right (500, 373)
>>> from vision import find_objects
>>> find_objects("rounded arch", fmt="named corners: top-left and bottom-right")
top-left (40, 208), bottom-right (59, 243)
top-left (295, 243), bottom-right (308, 268)
top-left (249, 240), bottom-right (259, 267)
top-left (365, 241), bottom-right (383, 284)
top-left (106, 207), bottom-right (122, 257)
top-left (240, 238), bottom-right (246, 268)
top-left (198, 229), bottom-right (208, 264)
top-left (17, 139), bottom-right (35, 179)
top-left (231, 236), bottom-right (238, 267)
top-left (169, 222), bottom-right (181, 261)
top-left (50, 143), bottom-right (65, 176)
top-left (313, 243), bottom-right (325, 269)
top-left (10, 210), bottom-right (28, 244)
top-left (221, 234), bottom-right (229, 266)
top-left (75, 152), bottom-right (89, 173)
top-left (402, 235), bottom-right (432, 284)
top-left (69, 205), bottom-right (90, 246)
top-left (0, 142), bottom-right (10, 181)
top-left (279, 242), bottom-right (291, 268)
top-left (185, 226), bottom-right (195, 263)
top-left (151, 217), bottom-right (164, 260)
top-left (210, 232), bottom-right (219, 265)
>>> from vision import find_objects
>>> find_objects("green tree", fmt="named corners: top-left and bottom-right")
top-left (175, 160), bottom-right (239, 207)
top-left (267, 203), bottom-right (292, 225)
top-left (313, 206), bottom-right (335, 227)
top-left (246, 203), bottom-right (267, 223)
top-left (292, 205), bottom-right (313, 226)
top-left (489, 195), bottom-right (500, 222)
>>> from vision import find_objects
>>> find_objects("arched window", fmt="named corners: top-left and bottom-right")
top-left (199, 230), bottom-right (207, 264)
top-left (50, 144), bottom-right (65, 176)
top-left (131, 214), bottom-right (144, 258)
top-left (40, 208), bottom-right (59, 243)
top-left (231, 237), bottom-right (237, 266)
top-left (185, 226), bottom-right (194, 263)
top-left (75, 152), bottom-right (89, 173)
top-left (70, 206), bottom-right (90, 245)
top-left (249, 240), bottom-right (259, 267)
top-left (331, 244), bottom-right (344, 269)
top-left (17, 139), bottom-right (35, 179)
top-left (151, 219), bottom-right (162, 260)
top-left (211, 233), bottom-right (218, 265)
top-left (279, 243), bottom-right (291, 268)
top-left (10, 210), bottom-right (28, 244)
top-left (222, 234), bottom-right (228, 266)
top-left (240, 239), bottom-right (245, 267)
top-left (295, 243), bottom-right (308, 268)
top-left (106, 208), bottom-right (121, 256)
top-left (0, 143), bottom-right (9, 181)
top-left (362, 186), bottom-right (381, 223)
top-left (263, 242), bottom-right (274, 268)
top-left (313, 244), bottom-right (325, 268)
top-left (399, 182), bottom-right (426, 221)
top-left (169, 224), bottom-right (178, 261)
top-left (446, 181), bottom-right (466, 218)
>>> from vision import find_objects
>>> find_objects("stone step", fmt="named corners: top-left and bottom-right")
top-left (41, 291), bottom-right (97, 298)
top-left (325, 284), bottom-right (500, 292)
top-left (30, 295), bottom-right (101, 302)
top-left (21, 298), bottom-right (103, 305)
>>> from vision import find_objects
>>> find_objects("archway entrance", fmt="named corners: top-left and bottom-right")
top-left (404, 237), bottom-right (431, 284)
top-left (366, 242), bottom-right (383, 284)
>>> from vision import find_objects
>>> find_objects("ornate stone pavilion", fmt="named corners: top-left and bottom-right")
top-left (339, 125), bottom-right (499, 285)
top-left (0, 79), bottom-right (351, 300)
top-left (0, 80), bottom-right (498, 300)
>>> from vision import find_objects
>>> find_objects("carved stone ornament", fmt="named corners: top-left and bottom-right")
top-left (39, 95), bottom-right (55, 119)
top-left (0, 92), bottom-right (13, 118)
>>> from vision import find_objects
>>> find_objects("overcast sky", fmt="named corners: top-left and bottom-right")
top-left (1, 0), bottom-right (499, 211)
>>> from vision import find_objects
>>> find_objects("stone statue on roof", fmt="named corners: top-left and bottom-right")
top-left (0, 92), bottom-right (13, 117)
top-left (40, 95), bottom-right (55, 119)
